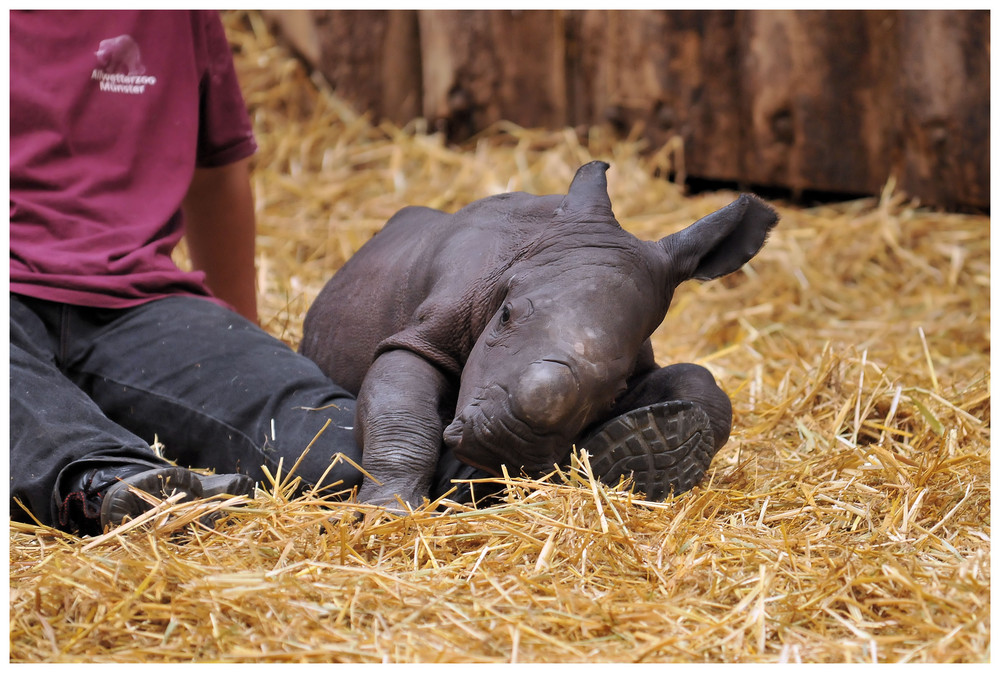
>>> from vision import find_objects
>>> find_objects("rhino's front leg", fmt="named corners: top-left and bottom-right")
top-left (355, 349), bottom-right (453, 511)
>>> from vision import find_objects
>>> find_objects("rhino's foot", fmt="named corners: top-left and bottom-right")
top-left (356, 479), bottom-right (428, 516)
top-left (578, 400), bottom-right (718, 500)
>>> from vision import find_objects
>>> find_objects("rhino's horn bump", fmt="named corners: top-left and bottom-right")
top-left (555, 161), bottom-right (613, 217)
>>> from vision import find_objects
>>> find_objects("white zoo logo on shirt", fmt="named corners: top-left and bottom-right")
top-left (91, 35), bottom-right (157, 95)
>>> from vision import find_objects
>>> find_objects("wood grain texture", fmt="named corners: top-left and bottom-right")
top-left (264, 9), bottom-right (989, 208)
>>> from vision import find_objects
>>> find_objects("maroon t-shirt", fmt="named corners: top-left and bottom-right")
top-left (9, 10), bottom-right (258, 308)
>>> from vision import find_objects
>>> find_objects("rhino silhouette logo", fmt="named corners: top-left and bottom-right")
top-left (95, 35), bottom-right (145, 76)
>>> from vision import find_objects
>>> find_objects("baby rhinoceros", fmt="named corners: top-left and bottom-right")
top-left (301, 161), bottom-right (778, 510)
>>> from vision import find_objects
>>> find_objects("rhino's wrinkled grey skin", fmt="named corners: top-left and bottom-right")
top-left (301, 161), bottom-right (778, 508)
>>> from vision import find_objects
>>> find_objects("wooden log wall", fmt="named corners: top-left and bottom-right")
top-left (263, 9), bottom-right (989, 210)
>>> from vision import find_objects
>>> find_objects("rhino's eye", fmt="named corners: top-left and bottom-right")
top-left (499, 305), bottom-right (512, 325)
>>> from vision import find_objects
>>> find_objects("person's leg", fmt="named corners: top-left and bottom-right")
top-left (578, 363), bottom-right (733, 499)
top-left (9, 296), bottom-right (175, 533)
top-left (60, 296), bottom-right (365, 496)
top-left (605, 363), bottom-right (733, 448)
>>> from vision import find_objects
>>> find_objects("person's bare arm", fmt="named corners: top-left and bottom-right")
top-left (182, 156), bottom-right (259, 323)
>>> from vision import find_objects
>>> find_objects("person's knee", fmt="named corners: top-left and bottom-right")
top-left (661, 363), bottom-right (732, 448)
top-left (663, 362), bottom-right (717, 389)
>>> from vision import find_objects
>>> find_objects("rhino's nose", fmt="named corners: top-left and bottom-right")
top-left (511, 359), bottom-right (580, 429)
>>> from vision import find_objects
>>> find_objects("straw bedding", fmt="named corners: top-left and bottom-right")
top-left (9, 11), bottom-right (990, 663)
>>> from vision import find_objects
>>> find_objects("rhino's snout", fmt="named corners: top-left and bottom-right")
top-left (510, 359), bottom-right (580, 430)
top-left (444, 359), bottom-right (584, 476)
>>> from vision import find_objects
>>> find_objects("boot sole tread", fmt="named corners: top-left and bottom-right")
top-left (581, 400), bottom-right (718, 500)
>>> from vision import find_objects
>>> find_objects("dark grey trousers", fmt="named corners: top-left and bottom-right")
top-left (9, 293), bottom-right (371, 529)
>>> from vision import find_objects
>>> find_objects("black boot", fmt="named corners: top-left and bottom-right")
top-left (59, 465), bottom-right (255, 536)
top-left (101, 468), bottom-right (256, 531)
top-left (58, 463), bottom-right (157, 536)
top-left (99, 467), bottom-right (204, 530)
top-left (578, 400), bottom-right (718, 500)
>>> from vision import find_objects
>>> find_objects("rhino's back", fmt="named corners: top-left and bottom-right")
top-left (301, 193), bottom-right (563, 392)
top-left (300, 206), bottom-right (454, 392)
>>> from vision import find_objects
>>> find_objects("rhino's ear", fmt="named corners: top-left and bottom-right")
top-left (660, 194), bottom-right (779, 281)
top-left (555, 161), bottom-right (615, 220)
